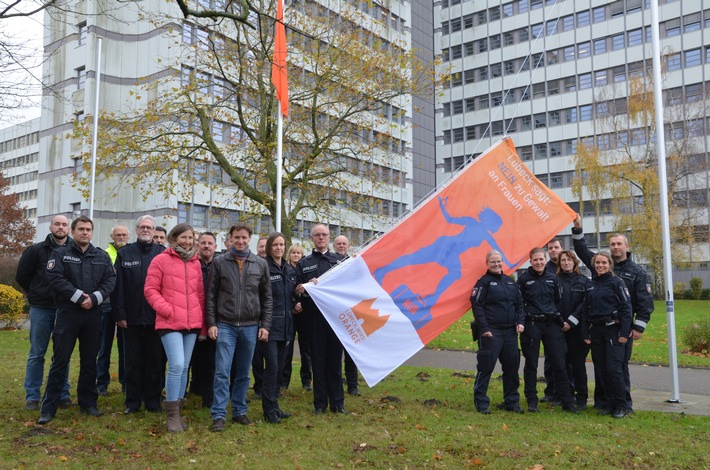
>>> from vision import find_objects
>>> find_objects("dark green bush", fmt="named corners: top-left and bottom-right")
top-left (689, 277), bottom-right (703, 300)
top-left (682, 319), bottom-right (710, 355)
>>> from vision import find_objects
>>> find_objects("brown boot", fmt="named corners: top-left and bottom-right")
top-left (164, 400), bottom-right (183, 433)
top-left (178, 398), bottom-right (188, 430)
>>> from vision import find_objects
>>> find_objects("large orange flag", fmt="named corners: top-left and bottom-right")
top-left (304, 138), bottom-right (577, 386)
top-left (271, 0), bottom-right (288, 118)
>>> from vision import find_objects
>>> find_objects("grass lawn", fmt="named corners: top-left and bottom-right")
top-left (1, 330), bottom-right (709, 468)
top-left (429, 300), bottom-right (710, 368)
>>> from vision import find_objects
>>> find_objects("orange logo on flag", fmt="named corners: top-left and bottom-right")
top-left (352, 298), bottom-right (390, 336)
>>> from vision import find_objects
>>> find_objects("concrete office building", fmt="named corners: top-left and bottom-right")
top-left (35, 0), bottom-right (434, 247)
top-left (435, 0), bottom-right (710, 285)
top-left (0, 118), bottom-right (40, 224)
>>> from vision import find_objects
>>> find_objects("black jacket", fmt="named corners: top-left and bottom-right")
top-left (206, 250), bottom-right (272, 329)
top-left (267, 256), bottom-right (295, 342)
top-left (295, 249), bottom-right (344, 315)
top-left (112, 240), bottom-right (165, 325)
top-left (471, 271), bottom-right (525, 333)
top-left (16, 234), bottom-right (72, 308)
top-left (45, 240), bottom-right (115, 311)
top-left (557, 271), bottom-right (591, 320)
top-left (572, 228), bottom-right (654, 332)
top-left (570, 272), bottom-right (632, 339)
top-left (517, 267), bottom-right (562, 317)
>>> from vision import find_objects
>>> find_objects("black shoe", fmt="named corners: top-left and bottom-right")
top-left (331, 406), bottom-right (349, 414)
top-left (612, 408), bottom-right (630, 419)
top-left (314, 408), bottom-right (326, 415)
top-left (146, 406), bottom-right (162, 413)
top-left (25, 400), bottom-right (39, 411)
top-left (80, 406), bottom-right (104, 417)
top-left (527, 403), bottom-right (538, 413)
top-left (264, 412), bottom-right (281, 424)
top-left (277, 410), bottom-right (292, 419)
top-left (562, 404), bottom-right (580, 414)
top-left (59, 398), bottom-right (73, 409)
top-left (303, 384), bottom-right (313, 391)
top-left (37, 413), bottom-right (53, 425)
top-left (597, 408), bottom-right (611, 415)
top-left (539, 395), bottom-right (554, 403)
top-left (232, 414), bottom-right (252, 425)
top-left (98, 388), bottom-right (108, 396)
top-left (210, 418), bottom-right (225, 432)
top-left (348, 388), bottom-right (361, 396)
top-left (477, 409), bottom-right (490, 415)
top-left (124, 407), bottom-right (139, 414)
top-left (505, 406), bottom-right (524, 414)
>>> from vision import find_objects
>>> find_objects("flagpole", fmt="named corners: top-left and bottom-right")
top-left (650, 0), bottom-right (680, 403)
top-left (89, 36), bottom-right (102, 219)
top-left (276, 101), bottom-right (283, 232)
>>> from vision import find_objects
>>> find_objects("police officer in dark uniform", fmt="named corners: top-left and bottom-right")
top-left (572, 215), bottom-right (654, 413)
top-left (517, 247), bottom-right (577, 413)
top-left (568, 251), bottom-right (632, 418)
top-left (556, 250), bottom-right (591, 408)
top-left (38, 216), bottom-right (116, 424)
top-left (294, 224), bottom-right (346, 414)
top-left (470, 250), bottom-right (525, 414)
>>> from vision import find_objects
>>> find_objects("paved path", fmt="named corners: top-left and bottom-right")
top-left (404, 349), bottom-right (710, 416)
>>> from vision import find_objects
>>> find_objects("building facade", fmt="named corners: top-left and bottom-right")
top-left (35, 0), bottom-right (431, 249)
top-left (435, 0), bottom-right (710, 285)
top-left (0, 118), bottom-right (40, 223)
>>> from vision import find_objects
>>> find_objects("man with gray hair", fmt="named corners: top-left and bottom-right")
top-left (96, 225), bottom-right (129, 395)
top-left (112, 215), bottom-right (166, 413)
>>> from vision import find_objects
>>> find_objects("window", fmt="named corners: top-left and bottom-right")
top-left (503, 3), bottom-right (514, 17)
top-left (533, 83), bottom-right (546, 98)
top-left (564, 46), bottom-right (575, 61)
top-left (491, 63), bottom-right (502, 77)
top-left (504, 32), bottom-right (515, 46)
top-left (593, 6), bottom-right (605, 23)
top-left (464, 42), bottom-right (475, 56)
top-left (686, 83), bottom-right (703, 102)
top-left (77, 22), bottom-right (87, 46)
top-left (579, 73), bottom-right (592, 89)
top-left (490, 35), bottom-right (501, 49)
top-left (627, 29), bottom-right (642, 46)
top-left (549, 142), bottom-right (562, 157)
top-left (478, 67), bottom-right (488, 80)
top-left (76, 67), bottom-right (86, 90)
top-left (489, 6), bottom-right (500, 21)
top-left (452, 100), bottom-right (463, 114)
top-left (534, 113), bottom-right (546, 128)
top-left (566, 107), bottom-right (578, 123)
top-left (564, 76), bottom-right (577, 91)
top-left (532, 23), bottom-right (544, 39)
top-left (563, 15), bottom-right (574, 31)
top-left (549, 110), bottom-right (560, 125)
top-left (667, 87), bottom-right (683, 105)
top-left (579, 105), bottom-right (593, 121)
top-left (196, 28), bottom-right (209, 50)
top-left (665, 19), bottom-right (680, 37)
top-left (212, 121), bottom-right (223, 141)
top-left (521, 115), bottom-right (532, 130)
top-left (612, 33), bottom-right (625, 50)
top-left (450, 18), bottom-right (462, 32)
top-left (596, 101), bottom-right (609, 117)
top-left (546, 21), bottom-right (557, 36)
top-left (519, 27), bottom-right (529, 42)
top-left (547, 50), bottom-right (559, 65)
top-left (464, 69), bottom-right (475, 84)
top-left (550, 173), bottom-right (563, 187)
top-left (631, 128), bottom-right (647, 145)
top-left (534, 143), bottom-right (547, 159)
top-left (577, 11), bottom-right (590, 27)
top-left (613, 66), bottom-right (626, 82)
top-left (593, 38), bottom-right (606, 55)
top-left (666, 52), bottom-right (681, 71)
top-left (464, 14), bottom-right (474, 29)
top-left (465, 98), bottom-right (476, 112)
top-left (505, 60), bottom-right (516, 74)
top-left (491, 92), bottom-right (503, 106)
top-left (451, 45), bottom-right (462, 59)
top-left (684, 13), bottom-right (701, 32)
top-left (477, 10), bottom-right (487, 25)
top-left (597, 134), bottom-right (610, 150)
top-left (453, 128), bottom-right (464, 143)
top-left (519, 0), bottom-right (529, 13)
top-left (478, 39), bottom-right (488, 53)
top-left (578, 42), bottom-right (591, 58)
top-left (531, 0), bottom-right (542, 10)
top-left (479, 95), bottom-right (490, 109)
top-left (685, 48), bottom-right (701, 67)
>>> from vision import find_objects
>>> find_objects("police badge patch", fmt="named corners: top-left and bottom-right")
top-left (471, 287), bottom-right (478, 297)
top-left (47, 259), bottom-right (55, 270)
top-left (646, 284), bottom-right (652, 294)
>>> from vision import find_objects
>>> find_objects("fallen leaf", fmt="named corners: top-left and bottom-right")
top-left (117, 438), bottom-right (126, 445)
top-left (502, 423), bottom-right (509, 430)
top-left (75, 433), bottom-right (84, 441)
top-left (469, 458), bottom-right (484, 465)
top-left (415, 424), bottom-right (426, 430)
top-left (58, 456), bottom-right (69, 462)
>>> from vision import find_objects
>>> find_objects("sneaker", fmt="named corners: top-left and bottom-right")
top-left (25, 400), bottom-right (39, 411)
top-left (210, 418), bottom-right (225, 432)
top-left (277, 410), bottom-right (292, 419)
top-left (37, 413), bottom-right (54, 425)
top-left (232, 414), bottom-right (251, 425)
top-left (303, 383), bottom-right (313, 391)
top-left (331, 406), bottom-right (349, 414)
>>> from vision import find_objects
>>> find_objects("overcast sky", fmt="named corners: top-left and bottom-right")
top-left (1, 10), bottom-right (43, 130)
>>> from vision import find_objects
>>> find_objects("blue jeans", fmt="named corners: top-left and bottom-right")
top-left (161, 331), bottom-right (197, 401)
top-left (25, 306), bottom-right (70, 402)
top-left (211, 323), bottom-right (258, 420)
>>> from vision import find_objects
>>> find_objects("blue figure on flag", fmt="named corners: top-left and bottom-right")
top-left (373, 196), bottom-right (518, 329)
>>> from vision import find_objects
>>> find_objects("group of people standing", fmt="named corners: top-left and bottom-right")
top-left (471, 214), bottom-right (654, 418)
top-left (18, 214), bottom-right (359, 433)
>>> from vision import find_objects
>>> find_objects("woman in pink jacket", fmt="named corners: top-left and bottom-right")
top-left (144, 223), bottom-right (204, 433)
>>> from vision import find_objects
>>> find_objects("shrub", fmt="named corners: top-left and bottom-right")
top-left (0, 256), bottom-right (21, 292)
top-left (673, 282), bottom-right (687, 299)
top-left (682, 319), bottom-right (710, 355)
top-left (689, 277), bottom-right (703, 300)
top-left (0, 284), bottom-right (25, 329)
top-left (701, 288), bottom-right (710, 300)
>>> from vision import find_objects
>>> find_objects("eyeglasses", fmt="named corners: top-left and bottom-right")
top-left (137, 226), bottom-right (155, 231)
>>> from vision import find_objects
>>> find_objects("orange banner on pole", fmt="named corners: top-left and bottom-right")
top-left (271, 0), bottom-right (288, 117)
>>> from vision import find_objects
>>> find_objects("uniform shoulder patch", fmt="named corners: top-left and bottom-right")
top-left (47, 259), bottom-right (55, 270)
top-left (646, 284), bottom-right (652, 294)
top-left (471, 287), bottom-right (478, 297)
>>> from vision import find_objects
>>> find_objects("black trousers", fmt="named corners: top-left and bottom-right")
top-left (590, 324), bottom-right (627, 412)
top-left (251, 344), bottom-right (264, 394)
top-left (473, 327), bottom-right (520, 411)
top-left (189, 338), bottom-right (216, 407)
top-left (123, 324), bottom-right (163, 411)
top-left (41, 308), bottom-right (101, 416)
top-left (259, 339), bottom-right (289, 415)
top-left (311, 312), bottom-right (344, 411)
top-left (622, 337), bottom-right (634, 410)
top-left (343, 350), bottom-right (358, 391)
top-left (280, 340), bottom-right (294, 389)
top-left (520, 319), bottom-right (574, 406)
top-left (565, 327), bottom-right (591, 404)
top-left (294, 312), bottom-right (313, 387)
